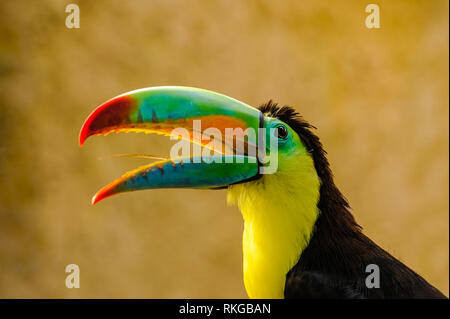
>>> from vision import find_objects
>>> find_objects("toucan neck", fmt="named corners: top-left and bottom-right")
top-left (227, 156), bottom-right (321, 298)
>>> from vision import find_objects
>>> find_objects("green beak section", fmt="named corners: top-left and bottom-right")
top-left (79, 86), bottom-right (260, 150)
top-left (91, 155), bottom-right (258, 204)
top-left (79, 86), bottom-right (262, 204)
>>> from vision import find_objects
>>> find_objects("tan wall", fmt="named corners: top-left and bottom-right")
top-left (0, 0), bottom-right (448, 298)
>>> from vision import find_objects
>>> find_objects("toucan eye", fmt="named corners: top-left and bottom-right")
top-left (276, 125), bottom-right (288, 139)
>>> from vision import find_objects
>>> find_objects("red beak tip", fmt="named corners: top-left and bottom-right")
top-left (91, 193), bottom-right (101, 205)
top-left (79, 125), bottom-right (90, 147)
top-left (91, 188), bottom-right (113, 205)
top-left (91, 197), bottom-right (98, 205)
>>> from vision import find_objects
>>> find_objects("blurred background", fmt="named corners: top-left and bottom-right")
top-left (0, 0), bottom-right (448, 298)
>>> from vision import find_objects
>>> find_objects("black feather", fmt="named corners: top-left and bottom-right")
top-left (259, 101), bottom-right (447, 299)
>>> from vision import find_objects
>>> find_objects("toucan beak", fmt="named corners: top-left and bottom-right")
top-left (79, 86), bottom-right (262, 204)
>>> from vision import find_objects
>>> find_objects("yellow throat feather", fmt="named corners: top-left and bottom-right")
top-left (228, 150), bottom-right (320, 299)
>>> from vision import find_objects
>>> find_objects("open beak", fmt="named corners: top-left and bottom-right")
top-left (79, 86), bottom-right (262, 204)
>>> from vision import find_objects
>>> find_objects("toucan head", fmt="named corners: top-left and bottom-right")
top-left (79, 86), bottom-right (321, 206)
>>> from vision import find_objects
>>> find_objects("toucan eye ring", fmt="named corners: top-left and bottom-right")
top-left (275, 125), bottom-right (288, 139)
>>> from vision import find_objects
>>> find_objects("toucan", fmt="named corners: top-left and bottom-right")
top-left (79, 86), bottom-right (446, 299)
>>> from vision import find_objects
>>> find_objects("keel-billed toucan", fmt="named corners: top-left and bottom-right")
top-left (79, 86), bottom-right (446, 299)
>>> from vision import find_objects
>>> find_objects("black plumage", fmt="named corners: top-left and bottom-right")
top-left (259, 102), bottom-right (446, 299)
